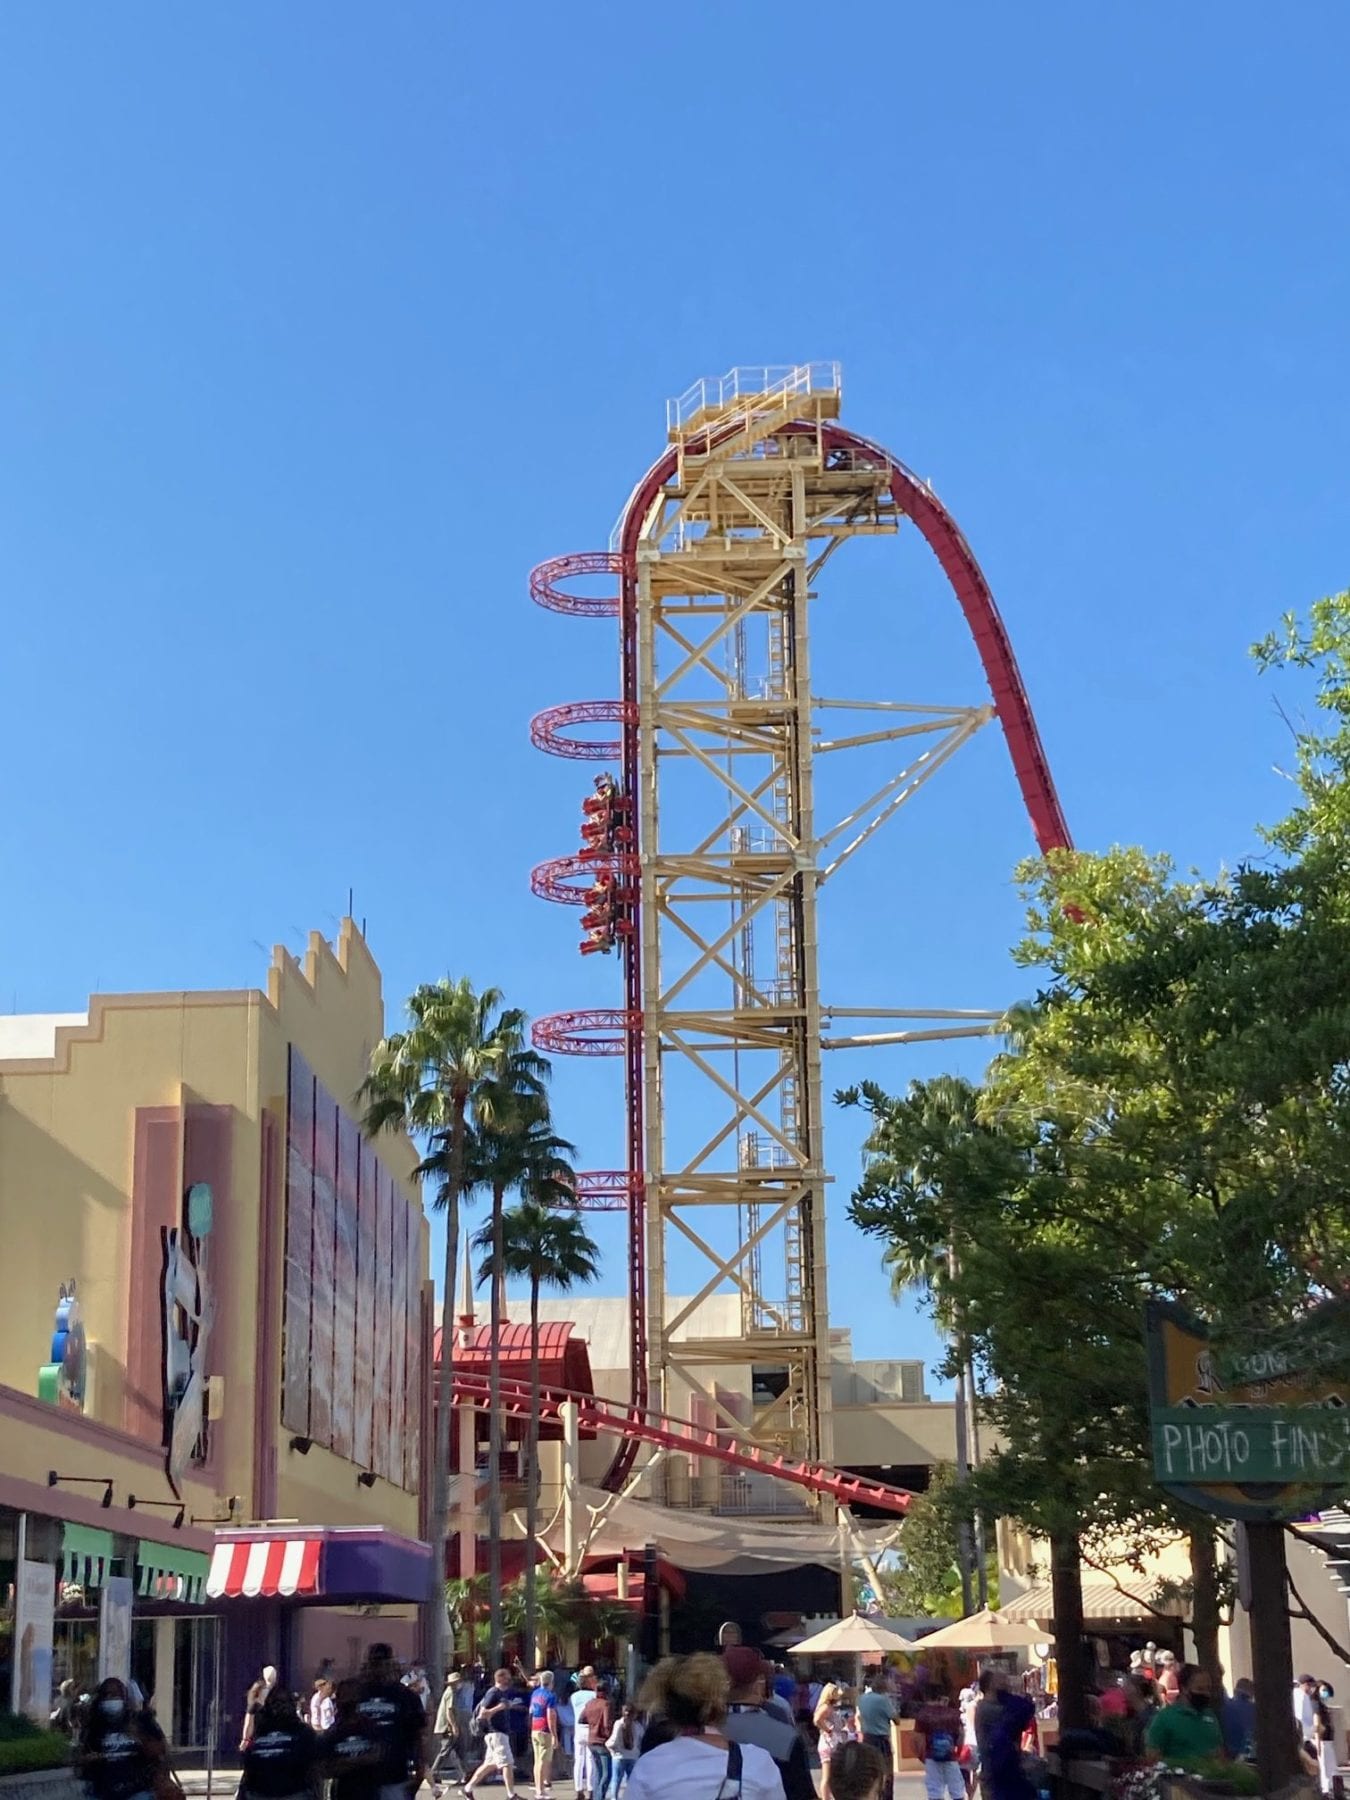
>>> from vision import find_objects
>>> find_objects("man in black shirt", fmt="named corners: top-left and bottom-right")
top-left (323, 1680), bottom-right (384, 1800)
top-left (721, 1647), bottom-right (816, 1800)
top-left (356, 1644), bottom-right (427, 1800)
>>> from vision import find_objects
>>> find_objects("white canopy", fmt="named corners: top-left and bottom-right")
top-left (910, 1609), bottom-right (1044, 1650)
top-left (790, 1614), bottom-right (917, 1654)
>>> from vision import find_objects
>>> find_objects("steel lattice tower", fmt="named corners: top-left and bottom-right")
top-left (531, 366), bottom-right (1069, 1496)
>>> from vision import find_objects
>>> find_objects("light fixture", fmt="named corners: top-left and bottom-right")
top-left (127, 1496), bottom-right (186, 1530)
top-left (357, 1470), bottom-right (377, 1488)
top-left (49, 1471), bottom-right (114, 1508)
top-left (190, 1496), bottom-right (241, 1526)
top-left (289, 1436), bottom-right (312, 1455)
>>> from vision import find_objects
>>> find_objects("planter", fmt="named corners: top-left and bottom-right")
top-left (0, 1768), bottom-right (81, 1800)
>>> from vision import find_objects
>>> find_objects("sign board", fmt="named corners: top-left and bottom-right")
top-left (12, 1560), bottom-right (54, 1724)
top-left (1146, 1298), bottom-right (1350, 1520)
top-left (98, 1577), bottom-right (134, 1684)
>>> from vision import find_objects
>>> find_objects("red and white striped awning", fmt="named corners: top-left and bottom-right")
top-left (206, 1536), bottom-right (322, 1600)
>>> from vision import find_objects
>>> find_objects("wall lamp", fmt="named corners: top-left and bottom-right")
top-left (128, 1496), bottom-right (186, 1530)
top-left (190, 1496), bottom-right (241, 1526)
top-left (289, 1436), bottom-right (313, 1455)
top-left (49, 1471), bottom-right (113, 1508)
top-left (356, 1471), bottom-right (378, 1489)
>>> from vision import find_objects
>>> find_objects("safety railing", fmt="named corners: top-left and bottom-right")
top-left (665, 362), bottom-right (842, 434)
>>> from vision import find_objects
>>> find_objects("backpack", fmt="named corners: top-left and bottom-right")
top-left (928, 1730), bottom-right (956, 1763)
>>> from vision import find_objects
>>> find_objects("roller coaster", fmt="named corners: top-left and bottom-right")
top-left (528, 366), bottom-right (1069, 1510)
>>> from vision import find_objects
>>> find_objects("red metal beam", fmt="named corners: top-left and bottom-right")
top-left (449, 1369), bottom-right (911, 1517)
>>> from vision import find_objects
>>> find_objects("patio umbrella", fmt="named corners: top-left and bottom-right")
top-left (910, 1609), bottom-right (1043, 1650)
top-left (789, 1614), bottom-right (918, 1655)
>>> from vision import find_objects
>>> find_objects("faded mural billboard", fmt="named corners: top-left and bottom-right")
top-left (282, 1045), bottom-right (425, 1489)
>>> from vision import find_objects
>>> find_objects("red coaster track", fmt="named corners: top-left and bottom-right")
top-left (450, 1369), bottom-right (912, 1518)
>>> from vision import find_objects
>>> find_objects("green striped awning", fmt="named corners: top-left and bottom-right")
top-left (62, 1523), bottom-right (115, 1589)
top-left (136, 1542), bottom-right (209, 1606)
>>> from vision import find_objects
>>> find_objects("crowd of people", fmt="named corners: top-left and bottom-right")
top-left (65, 1637), bottom-right (1345, 1800)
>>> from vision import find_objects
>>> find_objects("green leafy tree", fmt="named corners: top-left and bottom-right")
top-left (360, 978), bottom-right (548, 1684)
top-left (877, 1463), bottom-right (998, 1617)
top-left (477, 1196), bottom-right (600, 1665)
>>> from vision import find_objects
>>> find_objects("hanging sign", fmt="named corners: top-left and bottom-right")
top-left (1145, 1298), bottom-right (1350, 1520)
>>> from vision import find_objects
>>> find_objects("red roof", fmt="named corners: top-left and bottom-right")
top-left (432, 1321), bottom-right (595, 1408)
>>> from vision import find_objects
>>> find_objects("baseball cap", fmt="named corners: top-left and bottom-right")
top-left (723, 1645), bottom-right (772, 1690)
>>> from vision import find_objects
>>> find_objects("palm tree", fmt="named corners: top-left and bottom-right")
top-left (478, 1197), bottom-right (600, 1666)
top-left (359, 978), bottom-right (548, 1685)
top-left (461, 1098), bottom-right (574, 1657)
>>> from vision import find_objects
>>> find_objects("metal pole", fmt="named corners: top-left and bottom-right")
top-left (10, 1514), bottom-right (26, 1715)
top-left (560, 1401), bottom-right (579, 1577)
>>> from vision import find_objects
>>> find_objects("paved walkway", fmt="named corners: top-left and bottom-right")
top-left (180, 1774), bottom-right (931, 1799)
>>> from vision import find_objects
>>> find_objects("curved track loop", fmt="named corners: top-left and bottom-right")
top-left (530, 699), bottom-right (637, 762)
top-left (449, 1369), bottom-right (911, 1517)
top-left (531, 852), bottom-right (639, 905)
top-left (530, 551), bottom-right (626, 618)
top-left (532, 1008), bottom-right (638, 1056)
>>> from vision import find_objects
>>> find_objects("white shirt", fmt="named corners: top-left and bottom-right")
top-left (607, 1718), bottom-right (643, 1757)
top-left (625, 1735), bottom-right (785, 1800)
top-left (1296, 1684), bottom-right (1317, 1734)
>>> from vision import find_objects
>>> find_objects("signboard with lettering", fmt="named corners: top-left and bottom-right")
top-left (1145, 1299), bottom-right (1350, 1520)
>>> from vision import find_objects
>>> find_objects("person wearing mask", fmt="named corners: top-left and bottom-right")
top-left (464, 1669), bottom-right (518, 1800)
top-left (720, 1647), bottom-right (815, 1800)
top-left (828, 1742), bottom-right (889, 1800)
top-left (579, 1680), bottom-right (614, 1800)
top-left (76, 1679), bottom-right (167, 1800)
top-left (355, 1644), bottom-right (426, 1800)
top-left (856, 1673), bottom-right (897, 1782)
top-left (1221, 1677), bottom-right (1255, 1761)
top-left (242, 1667), bottom-right (280, 1751)
top-left (915, 1683), bottom-right (965, 1800)
top-left (626, 1654), bottom-right (784, 1799)
top-left (240, 1687), bottom-right (319, 1800)
top-left (528, 1670), bottom-right (559, 1800)
top-left (1145, 1665), bottom-right (1222, 1767)
top-left (1314, 1683), bottom-right (1338, 1796)
top-left (605, 1704), bottom-right (643, 1800)
top-left (429, 1672), bottom-right (468, 1793)
top-left (322, 1679), bottom-right (384, 1800)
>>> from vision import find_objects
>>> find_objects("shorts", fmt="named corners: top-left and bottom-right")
top-left (532, 1733), bottom-right (554, 1771)
top-left (925, 1758), bottom-right (966, 1800)
top-left (483, 1732), bottom-right (513, 1770)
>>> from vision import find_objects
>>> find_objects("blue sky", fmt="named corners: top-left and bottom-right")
top-left (4, 4), bottom-right (1349, 1386)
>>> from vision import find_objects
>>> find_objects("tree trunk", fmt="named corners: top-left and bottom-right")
top-left (1050, 1531), bottom-right (1087, 1732)
top-left (953, 1359), bottom-right (976, 1616)
top-left (1244, 1520), bottom-right (1299, 1794)
top-left (524, 1273), bottom-right (542, 1669)
top-left (488, 1181), bottom-right (505, 1661)
top-left (427, 1107), bottom-right (465, 1688)
top-left (1188, 1523), bottom-right (1222, 1689)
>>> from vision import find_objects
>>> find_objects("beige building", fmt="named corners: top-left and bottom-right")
top-left (0, 922), bottom-right (432, 1749)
